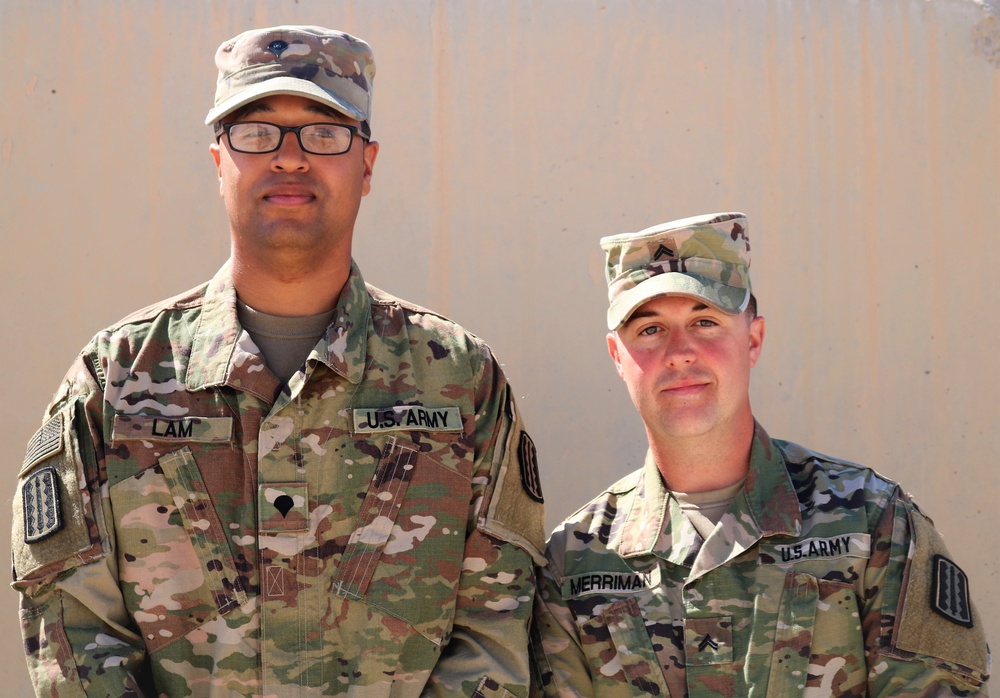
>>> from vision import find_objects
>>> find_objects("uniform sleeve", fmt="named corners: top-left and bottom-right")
top-left (863, 489), bottom-right (990, 696)
top-left (11, 353), bottom-right (151, 697)
top-left (423, 354), bottom-right (546, 698)
top-left (528, 557), bottom-right (596, 698)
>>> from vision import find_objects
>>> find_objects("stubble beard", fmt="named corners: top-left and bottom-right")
top-left (233, 213), bottom-right (350, 283)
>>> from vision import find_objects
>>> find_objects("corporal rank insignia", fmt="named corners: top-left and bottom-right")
top-left (23, 466), bottom-right (62, 543)
top-left (698, 634), bottom-right (720, 652)
top-left (518, 431), bottom-right (543, 503)
top-left (931, 554), bottom-right (974, 627)
top-left (653, 243), bottom-right (675, 260)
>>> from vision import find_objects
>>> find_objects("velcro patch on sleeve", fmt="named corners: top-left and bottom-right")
top-left (13, 405), bottom-right (103, 582)
top-left (893, 506), bottom-right (989, 679)
top-left (479, 388), bottom-right (546, 565)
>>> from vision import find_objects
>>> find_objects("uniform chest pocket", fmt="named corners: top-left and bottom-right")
top-left (763, 572), bottom-right (866, 696)
top-left (331, 436), bottom-right (472, 642)
top-left (110, 447), bottom-right (247, 653)
top-left (579, 597), bottom-right (672, 696)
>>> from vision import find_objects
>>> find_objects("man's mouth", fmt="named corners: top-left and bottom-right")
top-left (662, 378), bottom-right (709, 396)
top-left (262, 183), bottom-right (315, 206)
top-left (264, 193), bottom-right (314, 206)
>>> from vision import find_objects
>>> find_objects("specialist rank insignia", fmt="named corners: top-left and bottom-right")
top-left (23, 466), bottom-right (63, 543)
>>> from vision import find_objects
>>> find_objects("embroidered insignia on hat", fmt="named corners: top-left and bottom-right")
top-left (267, 40), bottom-right (289, 57)
top-left (653, 244), bottom-right (675, 260)
top-left (518, 431), bottom-right (543, 503)
top-left (23, 466), bottom-right (62, 543)
top-left (931, 554), bottom-right (974, 628)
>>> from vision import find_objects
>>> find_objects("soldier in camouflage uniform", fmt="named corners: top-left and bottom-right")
top-left (529, 212), bottom-right (989, 696)
top-left (12, 26), bottom-right (545, 697)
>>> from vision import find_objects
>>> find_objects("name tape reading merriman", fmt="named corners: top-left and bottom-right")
top-left (562, 566), bottom-right (662, 599)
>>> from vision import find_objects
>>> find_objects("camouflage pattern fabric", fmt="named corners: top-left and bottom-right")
top-left (600, 212), bottom-right (752, 331)
top-left (530, 423), bottom-right (989, 697)
top-left (205, 25), bottom-right (376, 130)
top-left (12, 261), bottom-right (546, 697)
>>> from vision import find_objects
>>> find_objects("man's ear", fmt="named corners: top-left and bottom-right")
top-left (360, 140), bottom-right (379, 197)
top-left (210, 143), bottom-right (224, 197)
top-left (607, 332), bottom-right (625, 379)
top-left (748, 315), bottom-right (765, 368)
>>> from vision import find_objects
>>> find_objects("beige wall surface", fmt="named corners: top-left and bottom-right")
top-left (3, 0), bottom-right (998, 692)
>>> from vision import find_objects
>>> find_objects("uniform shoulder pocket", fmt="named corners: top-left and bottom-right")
top-left (890, 506), bottom-right (989, 684)
top-left (13, 406), bottom-right (105, 583)
top-left (478, 387), bottom-right (546, 565)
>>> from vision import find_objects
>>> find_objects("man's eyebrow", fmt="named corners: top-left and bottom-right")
top-left (620, 299), bottom-right (711, 329)
top-left (231, 102), bottom-right (346, 121)
top-left (304, 103), bottom-right (345, 119)
top-left (235, 103), bottom-right (274, 118)
top-left (621, 308), bottom-right (659, 330)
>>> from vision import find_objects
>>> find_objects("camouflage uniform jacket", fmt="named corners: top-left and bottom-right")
top-left (12, 261), bottom-right (547, 697)
top-left (530, 423), bottom-right (990, 697)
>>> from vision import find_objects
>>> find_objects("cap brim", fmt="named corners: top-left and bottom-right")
top-left (205, 76), bottom-right (366, 125)
top-left (607, 273), bottom-right (749, 330)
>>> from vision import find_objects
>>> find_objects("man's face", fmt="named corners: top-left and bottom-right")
top-left (607, 294), bottom-right (765, 445)
top-left (209, 94), bottom-right (378, 265)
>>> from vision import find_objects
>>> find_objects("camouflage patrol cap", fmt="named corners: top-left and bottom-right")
top-left (601, 212), bottom-right (752, 330)
top-left (205, 25), bottom-right (375, 134)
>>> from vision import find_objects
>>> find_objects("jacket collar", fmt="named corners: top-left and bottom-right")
top-left (185, 260), bottom-right (371, 400)
top-left (614, 422), bottom-right (802, 573)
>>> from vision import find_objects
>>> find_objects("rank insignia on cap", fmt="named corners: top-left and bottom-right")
top-left (653, 243), bottom-right (675, 260)
top-left (518, 431), bottom-right (543, 503)
top-left (931, 554), bottom-right (974, 628)
top-left (267, 40), bottom-right (289, 57)
top-left (23, 466), bottom-right (63, 543)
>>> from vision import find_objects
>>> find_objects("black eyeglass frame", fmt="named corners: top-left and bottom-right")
top-left (214, 121), bottom-right (370, 155)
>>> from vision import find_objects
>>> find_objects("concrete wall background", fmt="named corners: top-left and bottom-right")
top-left (3, 0), bottom-right (997, 692)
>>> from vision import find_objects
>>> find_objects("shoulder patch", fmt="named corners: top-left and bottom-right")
top-left (13, 405), bottom-right (105, 582)
top-left (518, 431), bottom-right (544, 503)
top-left (892, 506), bottom-right (989, 682)
top-left (22, 466), bottom-right (63, 542)
top-left (479, 388), bottom-right (546, 565)
top-left (931, 555), bottom-right (974, 628)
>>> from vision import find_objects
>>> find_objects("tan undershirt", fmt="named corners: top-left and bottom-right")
top-left (237, 300), bottom-right (336, 384)
top-left (672, 479), bottom-right (747, 540)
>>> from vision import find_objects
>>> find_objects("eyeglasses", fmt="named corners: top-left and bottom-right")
top-left (216, 121), bottom-right (369, 155)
